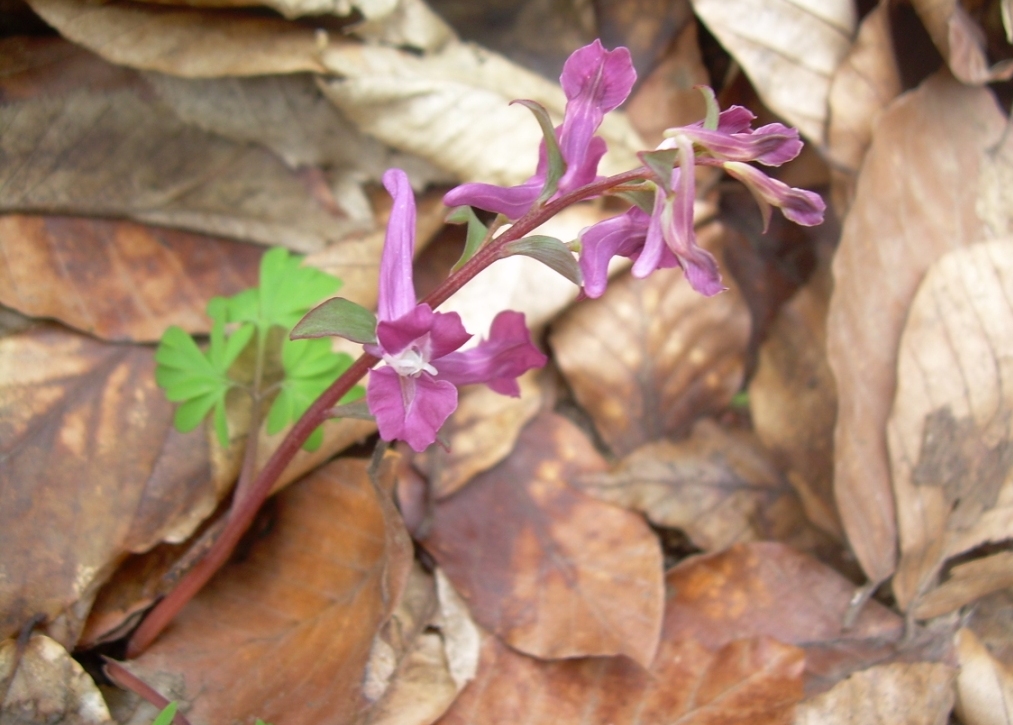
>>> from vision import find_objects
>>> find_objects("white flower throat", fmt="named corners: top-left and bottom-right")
top-left (384, 344), bottom-right (437, 378)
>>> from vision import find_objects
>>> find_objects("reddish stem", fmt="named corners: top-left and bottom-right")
top-left (125, 167), bottom-right (647, 658)
top-left (103, 658), bottom-right (193, 725)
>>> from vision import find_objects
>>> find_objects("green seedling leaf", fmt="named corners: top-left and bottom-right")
top-left (151, 702), bottom-right (178, 725)
top-left (502, 235), bottom-right (582, 286)
top-left (696, 85), bottom-right (720, 131)
top-left (446, 206), bottom-right (490, 272)
top-left (291, 297), bottom-right (377, 344)
top-left (266, 338), bottom-right (363, 451)
top-left (638, 149), bottom-right (678, 192)
top-left (513, 99), bottom-right (565, 205)
top-left (228, 247), bottom-right (342, 333)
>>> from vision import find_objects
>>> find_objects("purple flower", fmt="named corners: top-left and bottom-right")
top-left (722, 161), bottom-right (826, 230)
top-left (443, 40), bottom-right (636, 219)
top-left (367, 169), bottom-right (547, 451)
top-left (659, 106), bottom-right (803, 167)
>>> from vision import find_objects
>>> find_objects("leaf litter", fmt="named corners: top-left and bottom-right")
top-left (4, 0), bottom-right (1013, 722)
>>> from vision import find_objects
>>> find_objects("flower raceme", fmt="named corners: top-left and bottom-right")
top-left (443, 39), bottom-right (637, 220)
top-left (366, 169), bottom-right (547, 452)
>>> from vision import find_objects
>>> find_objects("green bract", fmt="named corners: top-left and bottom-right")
top-left (150, 702), bottom-right (178, 725)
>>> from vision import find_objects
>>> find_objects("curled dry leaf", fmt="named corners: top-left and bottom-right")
top-left (0, 215), bottom-right (261, 342)
top-left (826, 71), bottom-right (1006, 586)
top-left (422, 412), bottom-right (664, 668)
top-left (318, 41), bottom-right (644, 186)
top-left (690, 0), bottom-right (856, 146)
top-left (575, 418), bottom-right (837, 554)
top-left (0, 325), bottom-right (232, 647)
top-left (954, 627), bottom-right (1013, 725)
top-left (750, 260), bottom-right (843, 540)
top-left (826, 1), bottom-right (902, 214)
top-left (415, 371), bottom-right (543, 499)
top-left (915, 551), bottom-right (1013, 621)
top-left (888, 241), bottom-right (1013, 611)
top-left (438, 635), bottom-right (804, 723)
top-left (794, 661), bottom-right (956, 725)
top-left (125, 457), bottom-right (413, 725)
top-left (0, 38), bottom-right (364, 252)
top-left (550, 223), bottom-right (750, 457)
top-left (912, 0), bottom-right (1013, 84)
top-left (26, 0), bottom-right (325, 77)
top-left (0, 633), bottom-right (113, 725)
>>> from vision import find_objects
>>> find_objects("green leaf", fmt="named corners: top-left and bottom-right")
top-left (151, 702), bottom-right (178, 725)
top-left (638, 149), bottom-right (678, 192)
top-left (446, 206), bottom-right (489, 272)
top-left (512, 99), bottom-right (565, 205)
top-left (291, 297), bottom-right (377, 344)
top-left (616, 184), bottom-right (656, 214)
top-left (502, 235), bottom-right (582, 286)
top-left (696, 85), bottom-right (720, 131)
top-left (266, 338), bottom-right (361, 451)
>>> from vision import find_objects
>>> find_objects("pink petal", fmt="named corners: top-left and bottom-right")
top-left (433, 311), bottom-right (547, 393)
top-left (375, 304), bottom-right (471, 359)
top-left (579, 206), bottom-right (650, 297)
top-left (443, 179), bottom-right (542, 220)
top-left (723, 162), bottom-right (826, 227)
top-left (377, 169), bottom-right (417, 322)
top-left (368, 367), bottom-right (458, 452)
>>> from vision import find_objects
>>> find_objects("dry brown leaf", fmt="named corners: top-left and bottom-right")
top-left (26, 0), bottom-right (325, 77)
top-left (550, 223), bottom-right (750, 456)
top-left (575, 418), bottom-right (836, 554)
top-left (0, 325), bottom-right (232, 647)
top-left (422, 412), bottom-right (664, 668)
top-left (690, 0), bottom-right (856, 146)
top-left (125, 457), bottom-right (413, 725)
top-left (437, 631), bottom-right (803, 725)
top-left (888, 241), bottom-right (1013, 611)
top-left (915, 552), bottom-right (1013, 620)
top-left (0, 215), bottom-right (261, 342)
top-left (596, 0), bottom-right (694, 79)
top-left (0, 38), bottom-right (365, 252)
top-left (414, 371), bottom-right (543, 499)
top-left (826, 1), bottom-right (902, 214)
top-left (964, 589), bottom-right (1013, 671)
top-left (319, 41), bottom-right (644, 186)
top-left (955, 627), bottom-right (1013, 725)
top-left (912, 0), bottom-right (1013, 84)
top-left (826, 71), bottom-right (1006, 586)
top-left (794, 661), bottom-right (956, 725)
top-left (750, 259), bottom-right (842, 540)
top-left (0, 633), bottom-right (113, 724)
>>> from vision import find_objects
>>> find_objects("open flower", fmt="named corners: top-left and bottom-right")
top-left (367, 169), bottom-right (547, 451)
top-left (443, 39), bottom-right (636, 219)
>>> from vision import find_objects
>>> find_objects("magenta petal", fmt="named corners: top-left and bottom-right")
top-left (723, 162), bottom-right (826, 227)
top-left (443, 179), bottom-right (542, 220)
top-left (678, 124), bottom-right (802, 166)
top-left (680, 245), bottom-right (725, 296)
top-left (579, 206), bottom-right (650, 297)
top-left (428, 310), bottom-right (472, 359)
top-left (368, 367), bottom-right (458, 452)
top-left (433, 311), bottom-right (547, 393)
top-left (632, 190), bottom-right (673, 279)
top-left (561, 135), bottom-right (607, 191)
top-left (376, 304), bottom-right (435, 356)
top-left (713, 106), bottom-right (755, 134)
top-left (378, 169), bottom-right (417, 322)
top-left (561, 40), bottom-right (637, 114)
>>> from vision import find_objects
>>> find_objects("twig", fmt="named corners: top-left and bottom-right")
top-left (103, 658), bottom-right (192, 725)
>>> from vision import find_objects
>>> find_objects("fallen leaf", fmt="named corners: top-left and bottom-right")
top-left (888, 241), bottom-right (1013, 611)
top-left (826, 1), bottom-right (902, 214)
top-left (422, 412), bottom-right (664, 668)
top-left (0, 215), bottom-right (261, 342)
top-left (575, 418), bottom-right (836, 554)
top-left (965, 589), bottom-right (1013, 670)
top-left (794, 661), bottom-right (956, 725)
top-left (414, 371), bottom-right (543, 499)
top-left (826, 71), bottom-right (1006, 585)
top-left (0, 633), bottom-right (113, 724)
top-left (596, 0), bottom-right (695, 82)
top-left (0, 325), bottom-right (232, 647)
top-left (912, 0), bottom-right (1013, 84)
top-left (690, 0), bottom-right (857, 146)
top-left (436, 631), bottom-right (804, 724)
top-left (915, 552), bottom-right (1013, 621)
top-left (26, 0), bottom-right (325, 77)
top-left (954, 627), bottom-right (1013, 725)
top-left (750, 259), bottom-right (843, 540)
top-left (124, 457), bottom-right (413, 725)
top-left (0, 38), bottom-right (365, 252)
top-left (319, 40), bottom-right (644, 186)
top-left (550, 223), bottom-right (750, 456)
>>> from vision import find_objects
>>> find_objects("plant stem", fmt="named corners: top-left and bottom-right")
top-left (231, 328), bottom-right (267, 507)
top-left (124, 167), bottom-right (646, 658)
top-left (103, 658), bottom-right (193, 725)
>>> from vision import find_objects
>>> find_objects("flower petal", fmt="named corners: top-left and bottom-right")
top-left (375, 303), bottom-right (435, 356)
top-left (433, 311), bottom-right (547, 395)
top-left (579, 206), bottom-right (651, 297)
top-left (442, 179), bottom-right (542, 220)
top-left (377, 168), bottom-right (417, 322)
top-left (723, 162), bottom-right (826, 227)
top-left (368, 367), bottom-right (458, 452)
